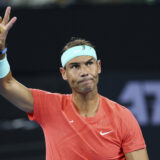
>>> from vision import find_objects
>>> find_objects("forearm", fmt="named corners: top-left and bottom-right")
top-left (0, 74), bottom-right (34, 113)
top-left (0, 55), bottom-right (33, 113)
top-left (0, 71), bottom-right (13, 93)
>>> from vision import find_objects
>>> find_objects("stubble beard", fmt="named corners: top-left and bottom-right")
top-left (77, 80), bottom-right (96, 94)
top-left (72, 75), bottom-right (99, 94)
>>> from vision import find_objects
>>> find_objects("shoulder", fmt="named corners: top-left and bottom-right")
top-left (100, 95), bottom-right (129, 113)
top-left (30, 88), bottom-right (71, 102)
top-left (100, 95), bottom-right (134, 121)
top-left (100, 96), bottom-right (142, 140)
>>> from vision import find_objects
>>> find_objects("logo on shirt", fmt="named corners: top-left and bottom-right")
top-left (100, 130), bottom-right (113, 136)
top-left (69, 120), bottom-right (74, 123)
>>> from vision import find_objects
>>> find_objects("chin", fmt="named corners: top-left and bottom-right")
top-left (80, 87), bottom-right (93, 94)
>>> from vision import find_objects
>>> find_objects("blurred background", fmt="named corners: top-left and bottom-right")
top-left (0, 0), bottom-right (160, 160)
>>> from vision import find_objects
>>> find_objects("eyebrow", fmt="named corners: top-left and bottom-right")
top-left (69, 58), bottom-right (94, 66)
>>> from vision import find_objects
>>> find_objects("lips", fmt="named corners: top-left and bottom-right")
top-left (78, 78), bottom-right (93, 84)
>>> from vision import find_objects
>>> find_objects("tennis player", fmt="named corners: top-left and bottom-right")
top-left (0, 7), bottom-right (149, 160)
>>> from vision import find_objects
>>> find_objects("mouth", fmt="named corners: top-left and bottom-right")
top-left (78, 78), bottom-right (93, 84)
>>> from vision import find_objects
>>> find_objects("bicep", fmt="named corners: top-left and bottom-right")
top-left (1, 74), bottom-right (33, 113)
top-left (125, 148), bottom-right (149, 160)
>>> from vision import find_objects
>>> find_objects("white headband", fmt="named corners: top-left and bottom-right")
top-left (61, 45), bottom-right (97, 68)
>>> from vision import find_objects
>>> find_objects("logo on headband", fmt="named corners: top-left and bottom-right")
top-left (73, 46), bottom-right (85, 54)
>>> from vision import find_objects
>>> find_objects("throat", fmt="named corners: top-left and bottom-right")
top-left (72, 93), bottom-right (100, 117)
top-left (79, 107), bottom-right (99, 117)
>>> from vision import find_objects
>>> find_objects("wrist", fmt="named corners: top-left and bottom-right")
top-left (0, 48), bottom-right (7, 60)
top-left (0, 40), bottom-right (6, 51)
top-left (0, 54), bottom-right (5, 60)
top-left (0, 45), bottom-right (6, 51)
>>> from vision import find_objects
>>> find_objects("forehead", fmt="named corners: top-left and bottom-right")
top-left (67, 56), bottom-right (95, 65)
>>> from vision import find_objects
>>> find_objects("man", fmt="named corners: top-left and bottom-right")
top-left (0, 7), bottom-right (149, 160)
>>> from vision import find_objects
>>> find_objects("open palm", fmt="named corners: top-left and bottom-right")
top-left (0, 7), bottom-right (17, 49)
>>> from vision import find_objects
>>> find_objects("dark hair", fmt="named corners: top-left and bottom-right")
top-left (61, 37), bottom-right (95, 54)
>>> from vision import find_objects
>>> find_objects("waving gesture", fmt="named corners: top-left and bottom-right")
top-left (0, 7), bottom-right (17, 50)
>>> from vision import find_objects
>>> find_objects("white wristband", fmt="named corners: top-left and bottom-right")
top-left (0, 55), bottom-right (10, 78)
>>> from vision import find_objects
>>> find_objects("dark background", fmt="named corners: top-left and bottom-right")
top-left (0, 4), bottom-right (160, 160)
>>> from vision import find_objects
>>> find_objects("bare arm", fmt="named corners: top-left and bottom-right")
top-left (0, 7), bottom-right (33, 113)
top-left (125, 148), bottom-right (149, 160)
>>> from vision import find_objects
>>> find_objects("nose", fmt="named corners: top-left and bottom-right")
top-left (80, 65), bottom-right (89, 77)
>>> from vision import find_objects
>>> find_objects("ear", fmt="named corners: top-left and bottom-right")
top-left (97, 60), bottom-right (101, 74)
top-left (60, 67), bottom-right (68, 80)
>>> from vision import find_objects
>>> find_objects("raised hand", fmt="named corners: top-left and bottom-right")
top-left (0, 7), bottom-right (17, 50)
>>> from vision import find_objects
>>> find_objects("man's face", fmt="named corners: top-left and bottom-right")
top-left (60, 56), bottom-right (101, 94)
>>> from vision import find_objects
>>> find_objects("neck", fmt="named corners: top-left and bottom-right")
top-left (72, 89), bottom-right (100, 117)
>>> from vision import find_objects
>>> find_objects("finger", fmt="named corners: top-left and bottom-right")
top-left (6, 17), bottom-right (17, 31)
top-left (2, 6), bottom-right (11, 25)
top-left (0, 16), bottom-right (2, 23)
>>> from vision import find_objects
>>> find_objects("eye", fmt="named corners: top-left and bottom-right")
top-left (86, 61), bottom-right (93, 66)
top-left (70, 64), bottom-right (79, 69)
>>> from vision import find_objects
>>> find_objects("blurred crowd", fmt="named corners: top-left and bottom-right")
top-left (0, 0), bottom-right (156, 8)
top-left (0, 0), bottom-right (74, 7)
